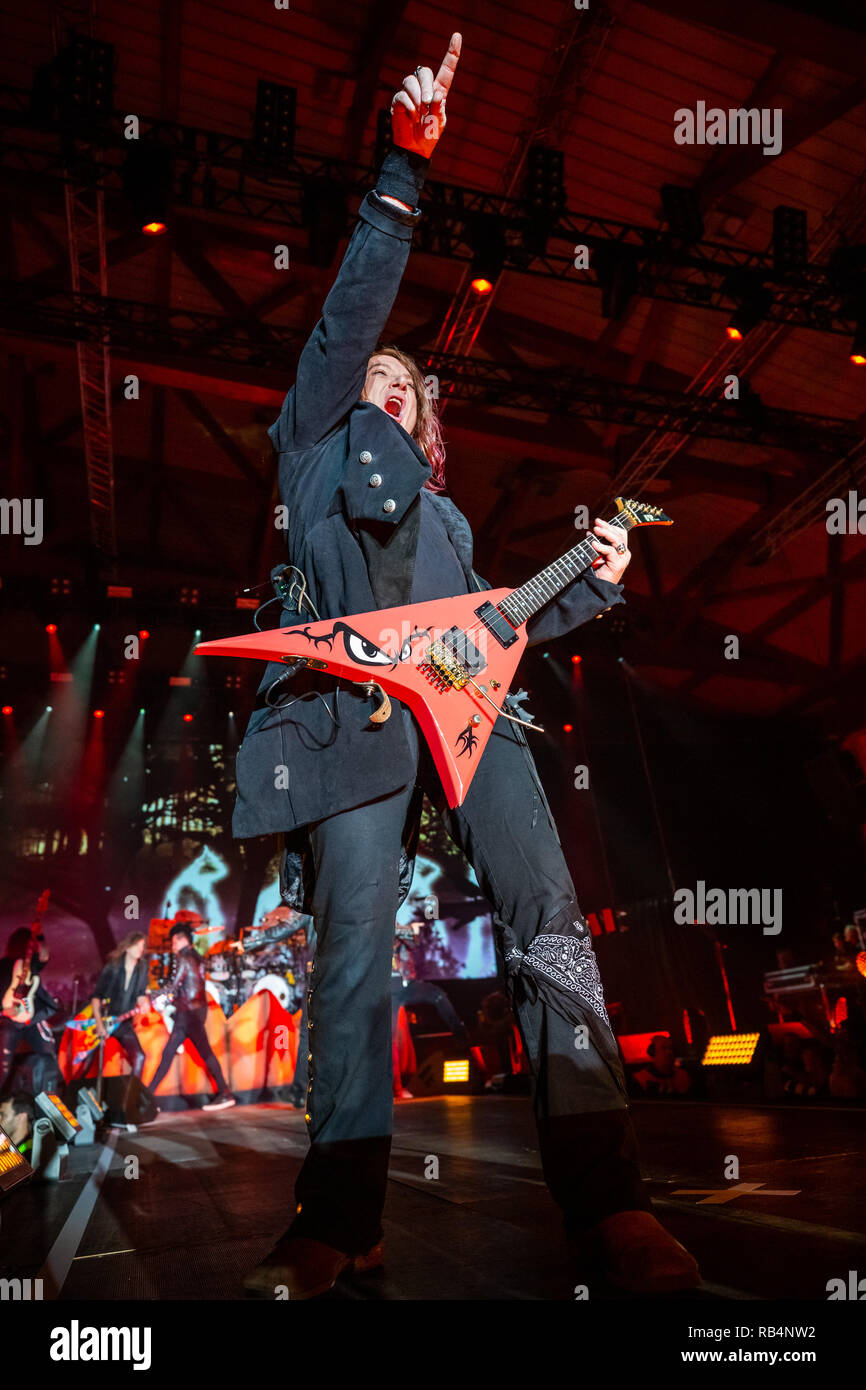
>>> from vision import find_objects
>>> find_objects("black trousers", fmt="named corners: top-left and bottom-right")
top-left (0, 1016), bottom-right (59, 1097)
top-left (149, 1005), bottom-right (227, 1095)
top-left (112, 1019), bottom-right (146, 1079)
top-left (290, 706), bottom-right (651, 1253)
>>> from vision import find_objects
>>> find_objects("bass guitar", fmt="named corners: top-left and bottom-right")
top-left (196, 497), bottom-right (671, 807)
top-left (1, 889), bottom-right (51, 1023)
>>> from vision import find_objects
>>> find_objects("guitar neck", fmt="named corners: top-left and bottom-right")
top-left (498, 507), bottom-right (639, 629)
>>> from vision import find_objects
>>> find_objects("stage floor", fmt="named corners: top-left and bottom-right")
top-left (4, 1096), bottom-right (866, 1301)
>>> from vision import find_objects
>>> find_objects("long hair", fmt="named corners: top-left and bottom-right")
top-left (364, 344), bottom-right (447, 492)
top-left (106, 931), bottom-right (146, 964)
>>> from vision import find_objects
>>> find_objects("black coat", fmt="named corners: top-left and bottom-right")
top-left (227, 147), bottom-right (624, 909)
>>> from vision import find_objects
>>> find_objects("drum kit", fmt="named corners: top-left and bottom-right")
top-left (149, 908), bottom-right (310, 1018)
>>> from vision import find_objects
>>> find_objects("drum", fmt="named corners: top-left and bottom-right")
top-left (253, 974), bottom-right (291, 1011)
top-left (205, 980), bottom-right (225, 1010)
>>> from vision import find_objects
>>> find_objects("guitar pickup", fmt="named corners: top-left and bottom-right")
top-left (439, 626), bottom-right (485, 675)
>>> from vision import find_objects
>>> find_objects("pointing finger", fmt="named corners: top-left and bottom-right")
top-left (434, 32), bottom-right (462, 96)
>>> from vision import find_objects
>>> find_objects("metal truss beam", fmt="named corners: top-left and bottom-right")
top-left (1, 285), bottom-right (860, 456)
top-left (1, 86), bottom-right (863, 337)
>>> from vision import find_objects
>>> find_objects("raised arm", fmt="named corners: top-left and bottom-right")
top-left (269, 34), bottom-right (462, 455)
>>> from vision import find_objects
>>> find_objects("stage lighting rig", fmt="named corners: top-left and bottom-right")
top-left (31, 34), bottom-right (115, 126)
top-left (723, 271), bottom-right (773, 341)
top-left (33, 1092), bottom-right (83, 1181)
top-left (772, 205), bottom-right (808, 274)
top-left (122, 142), bottom-right (173, 235)
top-left (660, 184), bottom-right (704, 246)
top-left (592, 242), bottom-right (641, 320)
top-left (521, 145), bottom-right (566, 256)
top-left (253, 79), bottom-right (297, 163)
top-left (0, 1121), bottom-right (33, 1196)
top-left (469, 213), bottom-right (507, 295)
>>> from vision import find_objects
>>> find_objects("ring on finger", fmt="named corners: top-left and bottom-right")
top-left (615, 543), bottom-right (627, 554)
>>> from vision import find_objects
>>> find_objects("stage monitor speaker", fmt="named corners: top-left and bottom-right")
top-left (101, 1076), bottom-right (157, 1129)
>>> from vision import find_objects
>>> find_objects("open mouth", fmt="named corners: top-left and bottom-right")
top-left (384, 395), bottom-right (404, 421)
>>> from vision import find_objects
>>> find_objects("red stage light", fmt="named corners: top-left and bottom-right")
top-left (142, 221), bottom-right (166, 236)
top-left (726, 325), bottom-right (743, 341)
top-left (183, 712), bottom-right (194, 723)
top-left (470, 276), bottom-right (493, 295)
top-left (851, 353), bottom-right (866, 366)
top-left (1, 705), bottom-right (12, 716)
top-left (562, 722), bottom-right (573, 733)
top-left (45, 623), bottom-right (57, 634)
top-left (93, 709), bottom-right (105, 719)
top-left (139, 629), bottom-right (150, 640)
top-left (571, 654), bottom-right (582, 664)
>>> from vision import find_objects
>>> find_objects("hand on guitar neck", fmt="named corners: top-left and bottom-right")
top-left (1, 890), bottom-right (50, 1023)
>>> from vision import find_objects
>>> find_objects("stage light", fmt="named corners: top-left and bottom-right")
top-left (571, 654), bottom-right (582, 664)
top-left (183, 713), bottom-right (194, 723)
top-left (2, 705), bottom-right (12, 715)
top-left (661, 183), bottom-right (704, 244)
top-left (46, 706), bottom-right (52, 713)
top-left (562, 723), bottom-right (573, 733)
top-left (723, 274), bottom-right (772, 341)
top-left (592, 242), bottom-right (641, 320)
top-left (253, 79), bottom-right (297, 161)
top-left (772, 205), bottom-right (808, 273)
top-left (45, 622), bottom-right (57, 634)
top-left (469, 213), bottom-right (507, 295)
top-left (857, 951), bottom-right (866, 979)
top-left (701, 1032), bottom-right (760, 1066)
top-left (36, 1092), bottom-right (81, 1142)
top-left (122, 143), bottom-right (174, 237)
top-left (93, 709), bottom-right (105, 719)
top-left (443, 1059), bottom-right (470, 1084)
top-left (0, 1122), bottom-right (33, 1195)
top-left (850, 322), bottom-right (866, 365)
top-left (93, 623), bottom-right (101, 631)
top-left (139, 629), bottom-right (150, 640)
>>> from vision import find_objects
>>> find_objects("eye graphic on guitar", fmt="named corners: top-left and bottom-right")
top-left (196, 498), bottom-right (672, 808)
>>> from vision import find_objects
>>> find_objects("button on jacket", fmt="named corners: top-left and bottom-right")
top-left (229, 146), bottom-right (625, 906)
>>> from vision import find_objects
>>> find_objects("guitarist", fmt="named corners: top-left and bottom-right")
top-left (148, 925), bottom-right (236, 1109)
top-left (238, 34), bottom-right (699, 1297)
top-left (90, 932), bottom-right (151, 1080)
top-left (0, 919), bottom-right (60, 1098)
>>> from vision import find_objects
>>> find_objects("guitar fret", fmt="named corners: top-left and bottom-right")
top-left (497, 511), bottom-right (636, 628)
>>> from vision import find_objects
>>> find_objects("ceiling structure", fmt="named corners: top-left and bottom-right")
top-left (1, 0), bottom-right (866, 734)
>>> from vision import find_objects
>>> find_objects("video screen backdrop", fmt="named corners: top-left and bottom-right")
top-left (0, 732), bottom-right (496, 1004)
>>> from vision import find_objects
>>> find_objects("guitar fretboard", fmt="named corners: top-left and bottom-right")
top-left (498, 509), bottom-right (636, 628)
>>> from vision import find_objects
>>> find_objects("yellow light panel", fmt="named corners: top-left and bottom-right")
top-left (701, 1032), bottom-right (760, 1066)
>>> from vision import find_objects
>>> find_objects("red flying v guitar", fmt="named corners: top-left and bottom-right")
top-left (196, 497), bottom-right (672, 808)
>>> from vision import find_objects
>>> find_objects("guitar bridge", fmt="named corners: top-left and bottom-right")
top-left (419, 640), bottom-right (468, 690)
top-left (419, 627), bottom-right (485, 690)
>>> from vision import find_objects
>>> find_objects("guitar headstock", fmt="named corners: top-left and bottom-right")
top-left (614, 497), bottom-right (673, 529)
